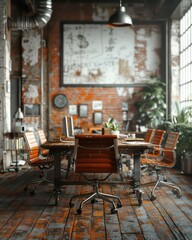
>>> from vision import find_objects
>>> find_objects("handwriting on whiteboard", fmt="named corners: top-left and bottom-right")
top-left (61, 23), bottom-right (161, 86)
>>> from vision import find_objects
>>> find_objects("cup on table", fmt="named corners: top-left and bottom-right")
top-left (128, 133), bottom-right (135, 138)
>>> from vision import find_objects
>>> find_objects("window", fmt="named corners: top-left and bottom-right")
top-left (180, 6), bottom-right (192, 108)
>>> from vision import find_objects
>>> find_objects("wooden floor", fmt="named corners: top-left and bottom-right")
top-left (0, 165), bottom-right (192, 240)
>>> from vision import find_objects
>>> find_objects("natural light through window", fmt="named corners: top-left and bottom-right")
top-left (180, 5), bottom-right (192, 108)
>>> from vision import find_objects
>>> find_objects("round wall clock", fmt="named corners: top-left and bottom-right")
top-left (52, 94), bottom-right (68, 109)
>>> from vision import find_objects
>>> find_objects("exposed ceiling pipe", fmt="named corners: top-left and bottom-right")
top-left (8, 0), bottom-right (52, 31)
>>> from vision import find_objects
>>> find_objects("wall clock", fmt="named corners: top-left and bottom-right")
top-left (52, 94), bottom-right (68, 109)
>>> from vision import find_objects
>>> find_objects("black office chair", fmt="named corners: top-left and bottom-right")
top-left (69, 134), bottom-right (123, 214)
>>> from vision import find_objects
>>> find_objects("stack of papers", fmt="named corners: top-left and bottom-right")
top-left (121, 141), bottom-right (147, 145)
top-left (119, 133), bottom-right (128, 138)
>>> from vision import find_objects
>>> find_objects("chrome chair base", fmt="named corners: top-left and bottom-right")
top-left (150, 176), bottom-right (182, 201)
top-left (69, 182), bottom-right (123, 214)
top-left (24, 170), bottom-right (53, 195)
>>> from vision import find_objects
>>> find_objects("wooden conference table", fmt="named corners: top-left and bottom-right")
top-left (42, 136), bottom-right (153, 206)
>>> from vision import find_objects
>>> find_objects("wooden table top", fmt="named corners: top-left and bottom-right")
top-left (42, 136), bottom-right (153, 151)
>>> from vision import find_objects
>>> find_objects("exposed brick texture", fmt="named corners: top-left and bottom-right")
top-left (11, 2), bottom-right (165, 139)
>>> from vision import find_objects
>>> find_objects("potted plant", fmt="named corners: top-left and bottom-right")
top-left (134, 76), bottom-right (167, 128)
top-left (165, 102), bottom-right (192, 173)
top-left (105, 118), bottom-right (120, 137)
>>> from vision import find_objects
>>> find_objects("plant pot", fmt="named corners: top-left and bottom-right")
top-left (104, 128), bottom-right (111, 135)
top-left (111, 130), bottom-right (120, 138)
top-left (181, 151), bottom-right (192, 175)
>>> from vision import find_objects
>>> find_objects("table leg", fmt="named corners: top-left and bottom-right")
top-left (15, 149), bottom-right (19, 172)
top-left (133, 153), bottom-right (143, 205)
top-left (53, 151), bottom-right (62, 205)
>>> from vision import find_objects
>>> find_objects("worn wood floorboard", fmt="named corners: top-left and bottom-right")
top-left (0, 167), bottom-right (191, 240)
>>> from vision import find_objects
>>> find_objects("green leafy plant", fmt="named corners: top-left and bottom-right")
top-left (105, 118), bottom-right (120, 131)
top-left (134, 76), bottom-right (167, 128)
top-left (166, 102), bottom-right (192, 126)
top-left (165, 102), bottom-right (192, 154)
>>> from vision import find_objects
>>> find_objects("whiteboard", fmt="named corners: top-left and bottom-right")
top-left (61, 22), bottom-right (161, 87)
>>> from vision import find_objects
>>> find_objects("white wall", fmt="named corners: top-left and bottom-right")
top-left (0, 0), bottom-right (12, 170)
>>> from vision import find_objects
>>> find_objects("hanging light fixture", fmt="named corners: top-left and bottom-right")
top-left (108, 0), bottom-right (133, 27)
top-left (15, 108), bottom-right (24, 120)
top-left (14, 108), bottom-right (24, 132)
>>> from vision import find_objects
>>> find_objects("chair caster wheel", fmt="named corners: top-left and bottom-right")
top-left (150, 194), bottom-right (156, 201)
top-left (176, 193), bottom-right (182, 198)
top-left (91, 199), bottom-right (98, 204)
top-left (174, 189), bottom-right (182, 198)
top-left (136, 191), bottom-right (143, 206)
top-left (55, 198), bottom-right (58, 206)
top-left (111, 208), bottom-right (118, 214)
top-left (135, 190), bottom-right (143, 206)
top-left (69, 202), bottom-right (74, 208)
top-left (172, 188), bottom-right (177, 194)
top-left (117, 202), bottom-right (122, 208)
top-left (30, 190), bottom-right (36, 196)
top-left (54, 192), bottom-right (61, 206)
top-left (138, 194), bottom-right (143, 206)
top-left (77, 208), bottom-right (82, 214)
top-left (172, 188), bottom-right (182, 198)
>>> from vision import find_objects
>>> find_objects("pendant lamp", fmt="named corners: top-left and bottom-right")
top-left (15, 108), bottom-right (24, 120)
top-left (108, 0), bottom-right (133, 27)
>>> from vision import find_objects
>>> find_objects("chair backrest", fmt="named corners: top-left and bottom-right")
top-left (159, 132), bottom-right (179, 166)
top-left (163, 131), bottom-right (179, 150)
top-left (74, 134), bottom-right (119, 173)
top-left (37, 129), bottom-right (47, 144)
top-left (23, 131), bottom-right (39, 163)
top-left (144, 129), bottom-right (155, 142)
top-left (37, 129), bottom-right (49, 156)
top-left (151, 129), bottom-right (165, 146)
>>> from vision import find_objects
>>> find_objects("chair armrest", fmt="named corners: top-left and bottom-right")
top-left (145, 147), bottom-right (162, 159)
top-left (161, 149), bottom-right (175, 156)
top-left (25, 146), bottom-right (39, 152)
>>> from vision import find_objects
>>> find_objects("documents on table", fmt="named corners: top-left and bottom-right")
top-left (59, 140), bottom-right (74, 143)
top-left (121, 141), bottom-right (147, 145)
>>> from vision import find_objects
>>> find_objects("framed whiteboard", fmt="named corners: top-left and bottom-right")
top-left (61, 21), bottom-right (162, 87)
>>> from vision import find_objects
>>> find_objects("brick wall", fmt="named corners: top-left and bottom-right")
top-left (11, 2), bottom-right (164, 140)
top-left (47, 3), bottom-right (162, 139)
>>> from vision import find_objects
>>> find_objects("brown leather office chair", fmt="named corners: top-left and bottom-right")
top-left (23, 131), bottom-right (54, 195)
top-left (122, 129), bottom-right (155, 177)
top-left (146, 129), bottom-right (166, 158)
top-left (37, 129), bottom-right (49, 156)
top-left (141, 131), bottom-right (182, 200)
top-left (151, 129), bottom-right (165, 145)
top-left (37, 129), bottom-right (71, 179)
top-left (144, 128), bottom-right (155, 142)
top-left (69, 134), bottom-right (123, 214)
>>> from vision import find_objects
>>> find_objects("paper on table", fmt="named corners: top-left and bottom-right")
top-left (119, 133), bottom-right (128, 138)
top-left (60, 139), bottom-right (74, 143)
top-left (121, 141), bottom-right (147, 145)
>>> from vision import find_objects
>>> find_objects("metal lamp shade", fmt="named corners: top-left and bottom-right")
top-left (15, 108), bottom-right (24, 120)
top-left (108, 6), bottom-right (132, 27)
